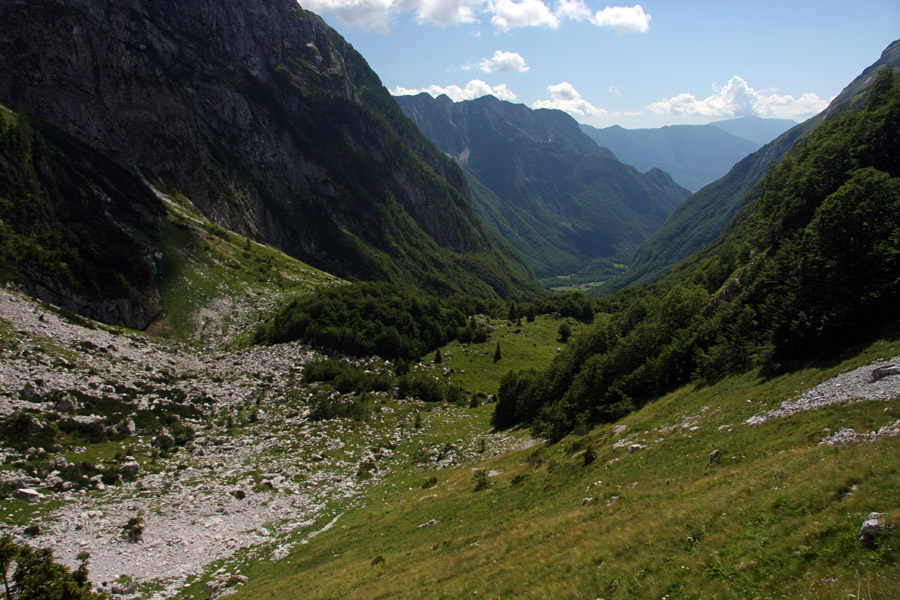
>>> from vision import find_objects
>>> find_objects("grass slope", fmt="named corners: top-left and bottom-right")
top-left (225, 335), bottom-right (900, 600)
top-left (147, 185), bottom-right (341, 346)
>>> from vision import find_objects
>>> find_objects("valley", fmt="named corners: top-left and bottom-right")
top-left (0, 1), bottom-right (899, 598)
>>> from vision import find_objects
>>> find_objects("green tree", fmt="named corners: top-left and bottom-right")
top-left (433, 349), bottom-right (442, 364)
top-left (558, 322), bottom-right (572, 343)
top-left (0, 536), bottom-right (16, 600)
top-left (493, 342), bottom-right (502, 363)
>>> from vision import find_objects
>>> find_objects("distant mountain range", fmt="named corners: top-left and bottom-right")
top-left (395, 94), bottom-right (690, 282)
top-left (580, 116), bottom-right (795, 191)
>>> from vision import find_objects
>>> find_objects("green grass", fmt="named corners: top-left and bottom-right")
top-left (149, 192), bottom-right (341, 345)
top-left (218, 335), bottom-right (900, 600)
top-left (416, 315), bottom-right (580, 397)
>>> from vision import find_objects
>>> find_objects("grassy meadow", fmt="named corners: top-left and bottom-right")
top-left (203, 327), bottom-right (900, 600)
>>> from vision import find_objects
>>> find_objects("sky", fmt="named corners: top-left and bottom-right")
top-left (299, 0), bottom-right (900, 129)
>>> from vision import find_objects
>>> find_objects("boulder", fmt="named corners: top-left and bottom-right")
top-left (116, 418), bottom-right (136, 436)
top-left (20, 383), bottom-right (40, 400)
top-left (55, 393), bottom-right (78, 413)
top-left (707, 449), bottom-right (721, 464)
top-left (14, 488), bottom-right (44, 502)
top-left (871, 365), bottom-right (900, 382)
top-left (859, 512), bottom-right (885, 546)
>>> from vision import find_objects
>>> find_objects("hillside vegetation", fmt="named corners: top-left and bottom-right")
top-left (494, 69), bottom-right (900, 439)
top-left (609, 41), bottom-right (900, 292)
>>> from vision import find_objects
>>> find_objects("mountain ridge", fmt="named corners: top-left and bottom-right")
top-left (0, 0), bottom-right (539, 317)
top-left (395, 93), bottom-right (690, 282)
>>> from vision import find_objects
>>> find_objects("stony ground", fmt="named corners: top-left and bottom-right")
top-left (0, 289), bottom-right (526, 598)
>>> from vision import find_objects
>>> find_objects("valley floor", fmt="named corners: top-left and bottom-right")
top-left (1, 288), bottom-right (899, 599)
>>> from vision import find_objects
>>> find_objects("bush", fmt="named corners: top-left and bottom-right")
top-left (472, 469), bottom-right (490, 491)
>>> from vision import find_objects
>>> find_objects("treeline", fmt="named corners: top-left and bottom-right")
top-left (494, 68), bottom-right (900, 440)
top-left (255, 281), bottom-right (598, 360)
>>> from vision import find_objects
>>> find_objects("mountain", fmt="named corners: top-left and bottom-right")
top-left (0, 0), bottom-right (539, 325)
top-left (395, 93), bottom-right (690, 282)
top-left (580, 122), bottom-right (760, 191)
top-left (711, 115), bottom-right (797, 145)
top-left (606, 39), bottom-right (900, 292)
top-left (494, 55), bottom-right (900, 438)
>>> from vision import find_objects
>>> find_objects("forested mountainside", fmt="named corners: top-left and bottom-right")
top-left (395, 93), bottom-right (690, 282)
top-left (607, 39), bottom-right (900, 292)
top-left (494, 65), bottom-right (900, 438)
top-left (579, 122), bottom-right (759, 191)
top-left (0, 0), bottom-right (539, 321)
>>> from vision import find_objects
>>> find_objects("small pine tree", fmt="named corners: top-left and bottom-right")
top-left (507, 303), bottom-right (518, 322)
top-left (526, 305), bottom-right (536, 323)
top-left (473, 469), bottom-right (490, 491)
top-left (434, 349), bottom-right (442, 364)
top-left (493, 342), bottom-right (502, 363)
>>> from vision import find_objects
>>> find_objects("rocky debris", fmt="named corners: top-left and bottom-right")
top-left (859, 512), bottom-right (886, 546)
top-left (0, 288), bottom-right (529, 600)
top-left (417, 519), bottom-right (439, 529)
top-left (581, 497), bottom-right (592, 506)
top-left (747, 358), bottom-right (900, 425)
top-left (627, 444), bottom-right (646, 453)
top-left (818, 420), bottom-right (900, 446)
top-left (707, 449), bottom-right (721, 464)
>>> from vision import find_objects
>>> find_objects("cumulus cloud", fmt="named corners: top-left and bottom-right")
top-left (648, 76), bottom-right (829, 119)
top-left (590, 4), bottom-right (650, 33)
top-left (476, 50), bottom-right (529, 72)
top-left (491, 0), bottom-right (651, 32)
top-left (302, 0), bottom-right (481, 32)
top-left (303, 0), bottom-right (651, 34)
top-left (491, 0), bottom-right (559, 30)
top-left (391, 79), bottom-right (518, 101)
top-left (531, 81), bottom-right (607, 117)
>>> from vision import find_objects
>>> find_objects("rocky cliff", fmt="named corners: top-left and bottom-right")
top-left (0, 0), bottom-right (537, 303)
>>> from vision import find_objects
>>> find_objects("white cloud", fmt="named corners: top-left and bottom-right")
top-left (648, 75), bottom-right (828, 119)
top-left (303, 0), bottom-right (651, 34)
top-left (531, 81), bottom-right (607, 117)
top-left (490, 0), bottom-right (559, 30)
top-left (302, 0), bottom-right (482, 32)
top-left (608, 85), bottom-right (622, 96)
top-left (477, 50), bottom-right (529, 72)
top-left (391, 79), bottom-right (518, 101)
top-left (590, 4), bottom-right (650, 33)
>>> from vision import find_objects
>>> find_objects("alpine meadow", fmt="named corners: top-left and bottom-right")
top-left (0, 1), bottom-right (899, 599)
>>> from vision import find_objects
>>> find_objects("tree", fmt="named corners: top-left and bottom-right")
top-left (493, 342), bottom-right (502, 363)
top-left (507, 303), bottom-right (518, 322)
top-left (0, 536), bottom-right (16, 600)
top-left (433, 349), bottom-right (442, 364)
top-left (558, 322), bottom-right (572, 343)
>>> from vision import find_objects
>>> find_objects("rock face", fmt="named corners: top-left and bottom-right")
top-left (0, 0), bottom-right (535, 300)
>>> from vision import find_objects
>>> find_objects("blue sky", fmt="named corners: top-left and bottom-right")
top-left (301, 0), bottom-right (900, 128)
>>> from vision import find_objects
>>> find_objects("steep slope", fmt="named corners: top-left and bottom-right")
top-left (0, 106), bottom-right (165, 329)
top-left (396, 93), bottom-right (690, 282)
top-left (580, 122), bottom-right (760, 191)
top-left (493, 63), bottom-right (900, 438)
top-left (608, 39), bottom-right (900, 292)
top-left (0, 0), bottom-right (538, 305)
